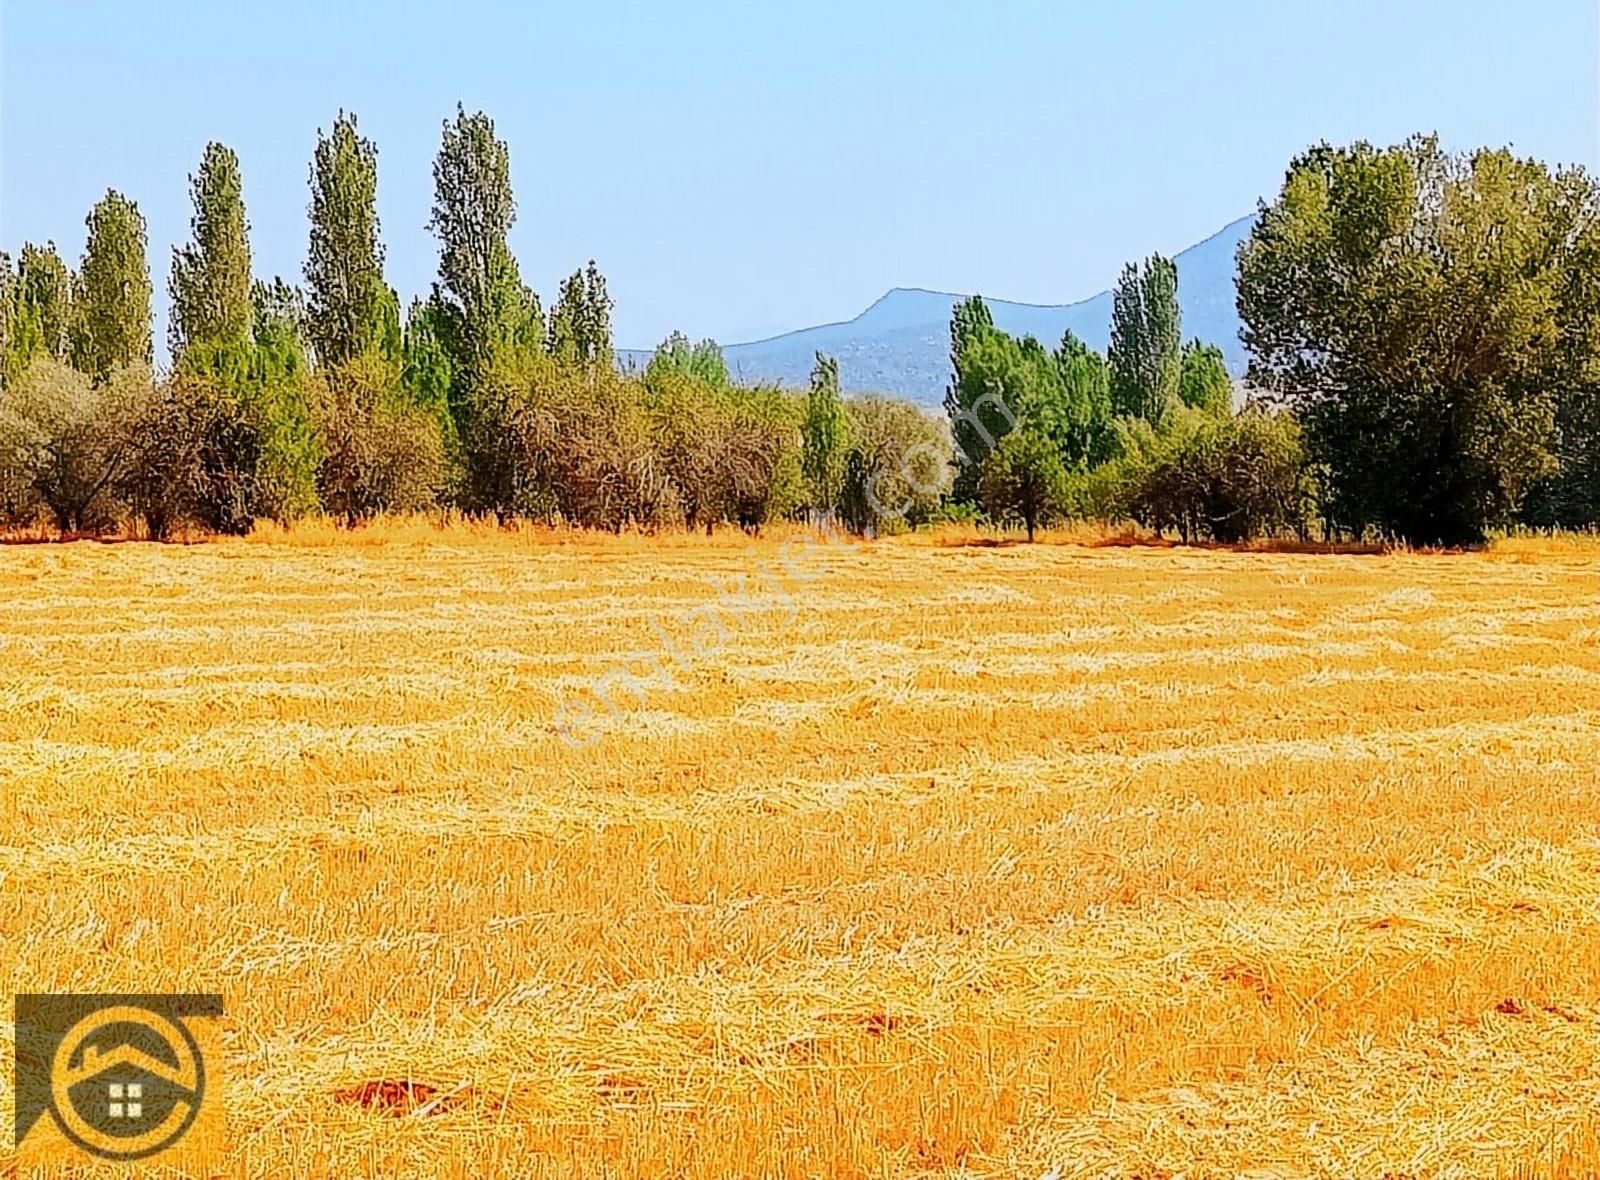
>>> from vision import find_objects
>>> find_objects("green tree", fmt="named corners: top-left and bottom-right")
top-left (644, 332), bottom-right (729, 390)
top-left (802, 352), bottom-right (850, 516)
top-left (0, 252), bottom-right (13, 385)
top-left (170, 142), bottom-right (254, 361)
top-left (944, 295), bottom-right (1006, 501)
top-left (979, 427), bottom-right (1068, 542)
top-left (9, 243), bottom-right (74, 378)
top-left (1237, 135), bottom-right (1596, 544)
top-left (547, 260), bottom-right (614, 370)
top-left (401, 296), bottom-right (458, 448)
top-left (1109, 255), bottom-right (1181, 425)
top-left (71, 191), bottom-right (153, 383)
top-left (1178, 339), bottom-right (1232, 417)
top-left (428, 106), bottom-right (541, 391)
top-left (305, 112), bottom-right (390, 369)
top-left (247, 278), bottom-right (321, 520)
top-left (1050, 331), bottom-right (1115, 466)
top-left (839, 394), bottom-right (950, 533)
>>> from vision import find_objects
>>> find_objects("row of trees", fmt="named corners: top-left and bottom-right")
top-left (941, 136), bottom-right (1600, 545)
top-left (3, 123), bottom-right (1595, 546)
top-left (941, 258), bottom-right (1277, 542)
top-left (0, 109), bottom-right (950, 538)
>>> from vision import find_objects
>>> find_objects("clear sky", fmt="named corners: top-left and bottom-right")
top-left (2, 0), bottom-right (1595, 350)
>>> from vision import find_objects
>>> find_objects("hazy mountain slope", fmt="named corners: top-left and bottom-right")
top-left (622, 214), bottom-right (1255, 405)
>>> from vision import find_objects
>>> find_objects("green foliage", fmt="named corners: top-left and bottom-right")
top-left (8, 244), bottom-right (74, 383)
top-left (71, 191), bottom-right (153, 383)
top-left (547, 261), bottom-right (614, 370)
top-left (801, 352), bottom-right (850, 516)
top-left (1238, 135), bottom-right (1598, 544)
top-left (170, 142), bottom-right (254, 360)
top-left (1047, 331), bottom-right (1116, 467)
top-left (0, 358), bottom-right (142, 532)
top-left (306, 112), bottom-right (391, 369)
top-left (311, 353), bottom-right (448, 523)
top-left (428, 106), bottom-right (542, 397)
top-left (401, 296), bottom-right (459, 459)
top-left (944, 295), bottom-right (1012, 502)
top-left (1108, 405), bottom-right (1313, 542)
top-left (838, 395), bottom-right (951, 534)
top-left (1109, 255), bottom-right (1181, 425)
top-left (978, 427), bottom-right (1069, 541)
top-left (1178, 340), bottom-right (1232, 417)
top-left (644, 332), bottom-right (729, 391)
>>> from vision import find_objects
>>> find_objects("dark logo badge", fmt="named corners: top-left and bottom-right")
top-left (14, 994), bottom-right (224, 1162)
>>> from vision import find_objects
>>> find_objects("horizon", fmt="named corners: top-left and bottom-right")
top-left (2, 1), bottom-right (1596, 352)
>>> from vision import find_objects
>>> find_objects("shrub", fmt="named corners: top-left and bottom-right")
top-left (0, 359), bottom-right (141, 533)
top-left (313, 358), bottom-right (447, 524)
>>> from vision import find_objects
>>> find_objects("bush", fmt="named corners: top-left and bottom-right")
top-left (0, 359), bottom-right (141, 533)
top-left (1114, 406), bottom-right (1313, 542)
top-left (313, 358), bottom-right (447, 524)
top-left (839, 396), bottom-right (951, 535)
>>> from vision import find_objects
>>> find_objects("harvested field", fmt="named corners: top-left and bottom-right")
top-left (1, 525), bottom-right (1596, 1178)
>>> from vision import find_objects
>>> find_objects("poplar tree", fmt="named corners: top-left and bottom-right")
top-left (169, 142), bottom-right (253, 361)
top-left (427, 106), bottom-right (541, 387)
top-left (71, 190), bottom-right (153, 382)
top-left (547, 260), bottom-right (614, 370)
top-left (306, 112), bottom-right (388, 369)
top-left (1109, 254), bottom-right (1181, 425)
top-left (802, 351), bottom-right (850, 515)
top-left (12, 243), bottom-right (74, 370)
top-left (1178, 340), bottom-right (1233, 416)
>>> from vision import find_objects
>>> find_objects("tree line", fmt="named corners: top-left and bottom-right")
top-left (948, 135), bottom-right (1600, 546)
top-left (1, 122), bottom-right (1595, 546)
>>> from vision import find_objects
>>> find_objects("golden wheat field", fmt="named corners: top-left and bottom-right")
top-left (1, 523), bottom-right (1597, 1179)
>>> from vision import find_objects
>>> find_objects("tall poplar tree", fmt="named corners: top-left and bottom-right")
top-left (802, 351), bottom-right (850, 515)
top-left (12, 243), bottom-right (74, 370)
top-left (547, 260), bottom-right (614, 370)
top-left (169, 142), bottom-right (253, 361)
top-left (427, 106), bottom-right (541, 389)
top-left (71, 190), bottom-right (153, 382)
top-left (306, 112), bottom-right (388, 369)
top-left (1109, 254), bottom-right (1181, 425)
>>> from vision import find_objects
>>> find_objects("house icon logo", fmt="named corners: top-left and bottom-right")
top-left (14, 994), bottom-right (224, 1163)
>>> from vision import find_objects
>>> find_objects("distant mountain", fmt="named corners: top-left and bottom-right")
top-left (622, 214), bottom-right (1256, 406)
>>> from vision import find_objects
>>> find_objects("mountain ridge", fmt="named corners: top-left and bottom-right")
top-left (622, 213), bottom-right (1256, 405)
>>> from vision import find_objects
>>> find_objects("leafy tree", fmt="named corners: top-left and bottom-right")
top-left (0, 252), bottom-right (13, 386)
top-left (839, 395), bottom-right (950, 534)
top-left (306, 112), bottom-right (390, 369)
top-left (1178, 340), bottom-right (1232, 417)
top-left (547, 260), bottom-right (614, 370)
top-left (1109, 255), bottom-right (1181, 425)
top-left (978, 427), bottom-right (1068, 542)
top-left (1238, 135), bottom-right (1598, 544)
top-left (428, 106), bottom-right (542, 394)
top-left (1111, 405), bottom-right (1312, 542)
top-left (944, 295), bottom-right (1011, 502)
top-left (802, 352), bottom-right (850, 515)
top-left (247, 278), bottom-right (321, 520)
top-left (401, 296), bottom-right (458, 452)
top-left (170, 143), bottom-right (253, 361)
top-left (0, 359), bottom-right (142, 532)
top-left (311, 353), bottom-right (447, 523)
top-left (644, 332), bottom-right (729, 390)
top-left (71, 191), bottom-right (153, 383)
top-left (8, 243), bottom-right (74, 380)
top-left (1049, 331), bottom-right (1116, 466)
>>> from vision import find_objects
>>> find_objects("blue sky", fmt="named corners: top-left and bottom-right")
top-left (2, 0), bottom-right (1595, 350)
